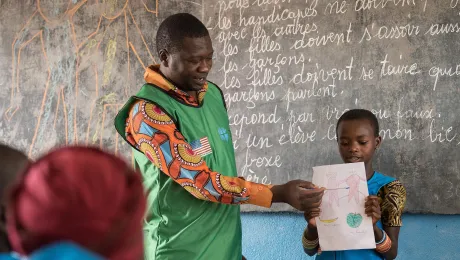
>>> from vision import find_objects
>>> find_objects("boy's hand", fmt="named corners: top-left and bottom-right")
top-left (271, 180), bottom-right (325, 211)
top-left (304, 209), bottom-right (320, 227)
top-left (365, 196), bottom-right (381, 225)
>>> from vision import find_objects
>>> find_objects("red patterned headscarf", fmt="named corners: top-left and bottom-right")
top-left (6, 146), bottom-right (146, 260)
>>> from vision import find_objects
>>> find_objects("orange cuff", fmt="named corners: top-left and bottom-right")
top-left (247, 183), bottom-right (273, 208)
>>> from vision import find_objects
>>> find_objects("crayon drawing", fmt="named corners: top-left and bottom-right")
top-left (312, 162), bottom-right (375, 251)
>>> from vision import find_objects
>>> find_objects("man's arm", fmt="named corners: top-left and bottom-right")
top-left (126, 100), bottom-right (273, 207)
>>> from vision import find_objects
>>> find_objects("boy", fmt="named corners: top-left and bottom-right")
top-left (302, 109), bottom-right (406, 260)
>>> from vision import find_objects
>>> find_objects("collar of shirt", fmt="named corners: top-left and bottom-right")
top-left (144, 65), bottom-right (208, 106)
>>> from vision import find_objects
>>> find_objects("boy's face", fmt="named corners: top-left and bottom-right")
top-left (337, 119), bottom-right (381, 167)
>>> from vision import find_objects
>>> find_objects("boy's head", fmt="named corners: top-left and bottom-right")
top-left (336, 109), bottom-right (381, 168)
top-left (0, 144), bottom-right (30, 253)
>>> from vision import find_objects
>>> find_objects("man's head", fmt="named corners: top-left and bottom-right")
top-left (336, 109), bottom-right (381, 168)
top-left (0, 144), bottom-right (29, 253)
top-left (6, 146), bottom-right (146, 259)
top-left (156, 13), bottom-right (213, 92)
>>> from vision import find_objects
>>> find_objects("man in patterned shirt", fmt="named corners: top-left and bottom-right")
top-left (115, 13), bottom-right (325, 260)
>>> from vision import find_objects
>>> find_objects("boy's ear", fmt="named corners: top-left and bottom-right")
top-left (375, 136), bottom-right (382, 150)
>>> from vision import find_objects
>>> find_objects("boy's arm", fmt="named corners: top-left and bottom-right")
top-left (302, 225), bottom-right (320, 256)
top-left (383, 226), bottom-right (401, 260)
top-left (378, 180), bottom-right (406, 259)
top-left (302, 210), bottom-right (321, 256)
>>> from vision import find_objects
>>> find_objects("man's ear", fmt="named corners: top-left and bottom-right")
top-left (159, 49), bottom-right (169, 67)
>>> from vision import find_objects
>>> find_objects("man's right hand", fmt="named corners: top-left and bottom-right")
top-left (270, 180), bottom-right (325, 211)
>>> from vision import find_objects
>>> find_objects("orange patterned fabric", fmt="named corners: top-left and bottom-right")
top-left (124, 66), bottom-right (273, 207)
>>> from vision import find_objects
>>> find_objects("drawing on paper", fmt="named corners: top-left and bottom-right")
top-left (346, 213), bottom-right (363, 228)
top-left (325, 172), bottom-right (341, 207)
top-left (312, 162), bottom-right (375, 251)
top-left (319, 172), bottom-right (340, 223)
top-left (319, 216), bottom-right (339, 223)
top-left (342, 170), bottom-right (367, 204)
top-left (319, 172), bottom-right (354, 223)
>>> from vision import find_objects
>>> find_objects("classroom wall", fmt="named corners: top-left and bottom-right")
top-left (241, 213), bottom-right (460, 260)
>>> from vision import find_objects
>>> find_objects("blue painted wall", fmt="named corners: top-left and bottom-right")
top-left (241, 213), bottom-right (460, 260)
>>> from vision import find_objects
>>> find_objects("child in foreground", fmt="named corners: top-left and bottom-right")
top-left (302, 109), bottom-right (406, 260)
top-left (2, 146), bottom-right (146, 260)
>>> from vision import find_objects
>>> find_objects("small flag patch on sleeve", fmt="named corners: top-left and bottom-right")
top-left (190, 137), bottom-right (212, 157)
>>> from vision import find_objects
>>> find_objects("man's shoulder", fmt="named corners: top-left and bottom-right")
top-left (206, 80), bottom-right (227, 109)
top-left (206, 80), bottom-right (223, 92)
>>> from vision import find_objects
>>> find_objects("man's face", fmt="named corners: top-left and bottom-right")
top-left (164, 36), bottom-right (214, 91)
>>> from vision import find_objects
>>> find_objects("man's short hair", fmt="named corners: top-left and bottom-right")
top-left (156, 13), bottom-right (209, 54)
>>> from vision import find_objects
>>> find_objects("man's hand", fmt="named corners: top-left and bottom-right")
top-left (365, 195), bottom-right (381, 225)
top-left (271, 180), bottom-right (325, 211)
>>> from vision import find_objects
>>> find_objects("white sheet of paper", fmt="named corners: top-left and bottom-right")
top-left (312, 162), bottom-right (375, 251)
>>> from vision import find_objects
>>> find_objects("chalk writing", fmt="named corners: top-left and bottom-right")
top-left (359, 23), bottom-right (420, 43)
top-left (354, 0), bottom-right (416, 12)
top-left (428, 64), bottom-right (460, 91)
top-left (3, 0), bottom-right (459, 213)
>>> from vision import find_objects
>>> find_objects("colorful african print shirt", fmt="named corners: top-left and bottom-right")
top-left (302, 172), bottom-right (406, 260)
top-left (115, 65), bottom-right (273, 260)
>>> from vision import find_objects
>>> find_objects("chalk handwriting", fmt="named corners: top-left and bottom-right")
top-left (203, 0), bottom-right (460, 212)
top-left (355, 0), bottom-right (416, 12)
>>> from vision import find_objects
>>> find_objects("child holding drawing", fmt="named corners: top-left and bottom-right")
top-left (302, 109), bottom-right (406, 259)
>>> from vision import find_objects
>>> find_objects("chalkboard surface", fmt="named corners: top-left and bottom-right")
top-left (204, 0), bottom-right (460, 213)
top-left (0, 0), bottom-right (202, 163)
top-left (1, 0), bottom-right (459, 213)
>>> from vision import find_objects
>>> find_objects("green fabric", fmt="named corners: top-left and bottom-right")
top-left (115, 82), bottom-right (242, 260)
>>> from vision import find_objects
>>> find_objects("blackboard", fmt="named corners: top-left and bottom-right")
top-left (0, 0), bottom-right (201, 162)
top-left (203, 0), bottom-right (460, 213)
top-left (1, 0), bottom-right (459, 213)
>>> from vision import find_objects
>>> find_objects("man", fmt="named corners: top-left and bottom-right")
top-left (0, 144), bottom-right (29, 253)
top-left (115, 13), bottom-right (324, 260)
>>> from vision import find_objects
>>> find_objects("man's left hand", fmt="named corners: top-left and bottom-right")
top-left (271, 180), bottom-right (325, 211)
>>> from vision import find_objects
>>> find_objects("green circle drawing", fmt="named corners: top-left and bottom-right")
top-left (346, 213), bottom-right (363, 228)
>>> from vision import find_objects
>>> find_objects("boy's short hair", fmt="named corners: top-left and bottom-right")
top-left (336, 109), bottom-right (380, 137)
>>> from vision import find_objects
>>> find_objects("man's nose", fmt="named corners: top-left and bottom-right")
top-left (197, 59), bottom-right (211, 73)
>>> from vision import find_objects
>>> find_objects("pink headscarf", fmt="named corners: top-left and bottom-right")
top-left (6, 146), bottom-right (146, 260)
